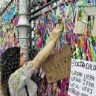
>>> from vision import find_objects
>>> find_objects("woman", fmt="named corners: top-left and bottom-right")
top-left (1, 26), bottom-right (62, 96)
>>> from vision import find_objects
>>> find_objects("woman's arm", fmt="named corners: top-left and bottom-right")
top-left (8, 26), bottom-right (62, 93)
top-left (31, 27), bottom-right (62, 69)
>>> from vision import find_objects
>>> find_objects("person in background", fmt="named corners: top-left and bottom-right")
top-left (1, 26), bottom-right (62, 96)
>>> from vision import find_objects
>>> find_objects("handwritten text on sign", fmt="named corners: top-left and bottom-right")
top-left (43, 44), bottom-right (72, 83)
top-left (68, 59), bottom-right (96, 96)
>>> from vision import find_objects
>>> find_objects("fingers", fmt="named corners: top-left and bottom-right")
top-left (50, 24), bottom-right (62, 34)
top-left (56, 24), bottom-right (60, 28)
top-left (56, 24), bottom-right (62, 30)
top-left (54, 26), bottom-right (62, 30)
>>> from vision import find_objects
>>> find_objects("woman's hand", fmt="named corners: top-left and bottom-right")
top-left (49, 25), bottom-right (62, 42)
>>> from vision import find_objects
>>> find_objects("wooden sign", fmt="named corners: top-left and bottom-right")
top-left (43, 44), bottom-right (72, 83)
top-left (73, 7), bottom-right (87, 34)
top-left (83, 6), bottom-right (96, 37)
top-left (84, 6), bottom-right (96, 16)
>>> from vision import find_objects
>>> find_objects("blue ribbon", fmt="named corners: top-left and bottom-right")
top-left (4, 6), bottom-right (16, 22)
